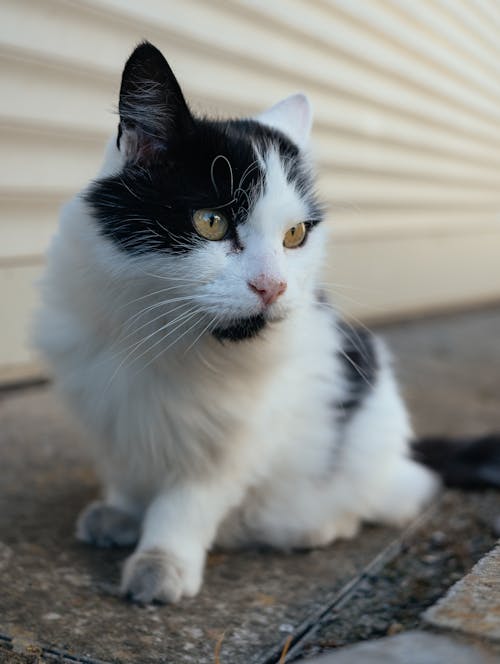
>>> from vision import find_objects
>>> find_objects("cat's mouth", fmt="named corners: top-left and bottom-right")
top-left (211, 306), bottom-right (288, 342)
top-left (212, 314), bottom-right (267, 342)
top-left (208, 295), bottom-right (289, 342)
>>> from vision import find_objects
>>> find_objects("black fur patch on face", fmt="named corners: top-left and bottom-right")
top-left (335, 322), bottom-right (378, 422)
top-left (85, 119), bottom-right (260, 255)
top-left (86, 118), bottom-right (321, 256)
top-left (212, 314), bottom-right (267, 342)
top-left (85, 42), bottom-right (321, 257)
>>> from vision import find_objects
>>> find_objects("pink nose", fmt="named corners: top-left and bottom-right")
top-left (248, 276), bottom-right (287, 306)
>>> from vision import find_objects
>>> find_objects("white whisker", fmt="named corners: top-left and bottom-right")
top-left (136, 312), bottom-right (210, 376)
top-left (116, 284), bottom-right (193, 313)
top-left (106, 308), bottom-right (199, 384)
top-left (183, 313), bottom-right (218, 355)
top-left (118, 301), bottom-right (194, 345)
top-left (210, 154), bottom-right (234, 197)
top-left (337, 346), bottom-right (373, 390)
top-left (122, 294), bottom-right (208, 331)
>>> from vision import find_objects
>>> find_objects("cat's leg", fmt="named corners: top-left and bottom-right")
top-left (121, 479), bottom-right (242, 603)
top-left (216, 511), bottom-right (358, 550)
top-left (215, 477), bottom-right (362, 551)
top-left (363, 455), bottom-right (438, 527)
top-left (218, 347), bottom-right (437, 551)
top-left (76, 486), bottom-right (143, 549)
top-left (338, 350), bottom-right (439, 527)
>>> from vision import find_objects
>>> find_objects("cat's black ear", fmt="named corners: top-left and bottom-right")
top-left (118, 41), bottom-right (194, 162)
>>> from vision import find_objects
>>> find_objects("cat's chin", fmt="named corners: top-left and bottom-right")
top-left (212, 314), bottom-right (267, 342)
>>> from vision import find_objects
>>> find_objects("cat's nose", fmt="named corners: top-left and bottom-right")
top-left (248, 276), bottom-right (287, 306)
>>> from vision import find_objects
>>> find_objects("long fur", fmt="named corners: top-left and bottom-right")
top-left (34, 42), bottom-right (494, 604)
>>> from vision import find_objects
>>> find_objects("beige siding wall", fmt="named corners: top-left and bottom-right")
top-left (1, 0), bottom-right (500, 378)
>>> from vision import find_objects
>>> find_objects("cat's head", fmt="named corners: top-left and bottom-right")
top-left (86, 42), bottom-right (325, 342)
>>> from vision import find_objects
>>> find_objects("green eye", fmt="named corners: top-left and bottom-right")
top-left (192, 209), bottom-right (229, 241)
top-left (283, 222), bottom-right (307, 248)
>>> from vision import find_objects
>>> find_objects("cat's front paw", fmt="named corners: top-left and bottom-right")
top-left (76, 501), bottom-right (140, 548)
top-left (121, 548), bottom-right (202, 604)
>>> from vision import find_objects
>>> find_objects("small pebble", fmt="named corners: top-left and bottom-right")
top-left (372, 619), bottom-right (389, 632)
top-left (429, 530), bottom-right (447, 547)
top-left (421, 553), bottom-right (443, 565)
top-left (386, 621), bottom-right (403, 636)
top-left (43, 612), bottom-right (61, 621)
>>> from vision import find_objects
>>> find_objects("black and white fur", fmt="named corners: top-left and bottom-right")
top-left (34, 43), bottom-right (497, 604)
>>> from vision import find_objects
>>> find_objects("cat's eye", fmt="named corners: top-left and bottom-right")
top-left (192, 209), bottom-right (229, 241)
top-left (283, 222), bottom-right (307, 249)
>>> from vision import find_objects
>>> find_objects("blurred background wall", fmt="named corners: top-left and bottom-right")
top-left (1, 0), bottom-right (500, 381)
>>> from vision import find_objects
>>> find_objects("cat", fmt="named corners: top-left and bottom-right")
top-left (34, 42), bottom-right (499, 604)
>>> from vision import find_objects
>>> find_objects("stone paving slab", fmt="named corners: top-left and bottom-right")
top-left (382, 307), bottom-right (500, 438)
top-left (303, 631), bottom-right (497, 664)
top-left (425, 544), bottom-right (500, 641)
top-left (285, 490), bottom-right (500, 661)
top-left (0, 388), bottom-right (404, 664)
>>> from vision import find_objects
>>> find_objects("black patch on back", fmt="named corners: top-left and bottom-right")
top-left (335, 322), bottom-right (378, 422)
top-left (212, 314), bottom-right (267, 342)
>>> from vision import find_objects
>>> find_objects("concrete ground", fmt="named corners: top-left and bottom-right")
top-left (1, 306), bottom-right (499, 663)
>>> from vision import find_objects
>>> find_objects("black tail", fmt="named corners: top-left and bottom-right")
top-left (412, 434), bottom-right (500, 489)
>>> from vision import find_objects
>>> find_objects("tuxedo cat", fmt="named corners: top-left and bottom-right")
top-left (34, 42), bottom-right (499, 604)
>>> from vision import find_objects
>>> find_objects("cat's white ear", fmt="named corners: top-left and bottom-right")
top-left (256, 93), bottom-right (312, 148)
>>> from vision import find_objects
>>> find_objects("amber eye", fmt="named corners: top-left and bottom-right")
top-left (283, 222), bottom-right (307, 249)
top-left (192, 209), bottom-right (229, 241)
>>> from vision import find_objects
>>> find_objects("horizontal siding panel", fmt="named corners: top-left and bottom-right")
top-left (387, 1), bottom-right (500, 79)
top-left (316, 134), bottom-right (500, 186)
top-left (435, 0), bottom-right (500, 57)
top-left (0, 263), bottom-right (41, 368)
top-left (327, 228), bottom-right (500, 320)
top-left (229, 0), bottom-right (500, 119)
top-left (0, 54), bottom-right (116, 135)
top-left (108, 0), bottom-right (500, 110)
top-left (0, 199), bottom-right (59, 259)
top-left (4, 53), bottom-right (500, 172)
top-left (319, 172), bottom-right (500, 207)
top-left (333, 0), bottom-right (500, 83)
top-left (3, 124), bottom-right (500, 197)
top-left (0, 128), bottom-right (105, 193)
top-left (471, 0), bottom-right (500, 31)
top-left (330, 209), bottom-right (500, 239)
top-left (2, 0), bottom-right (500, 145)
